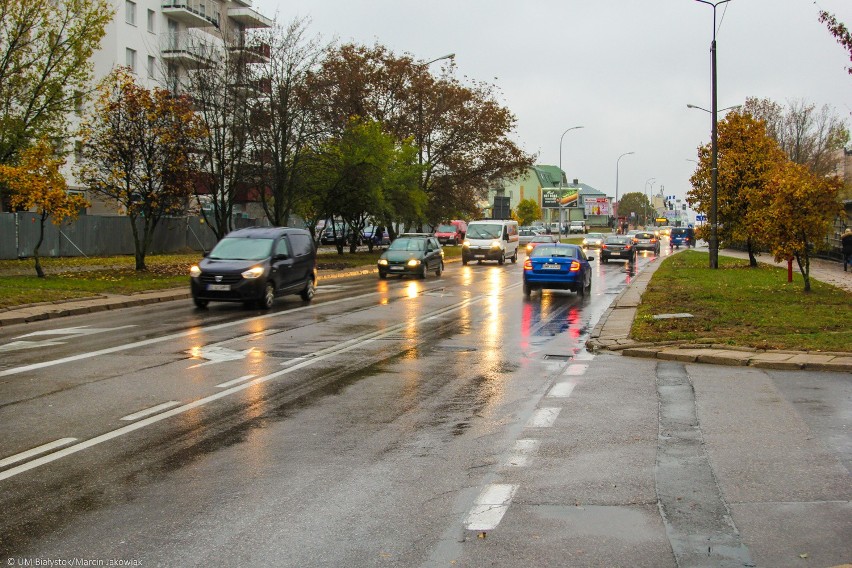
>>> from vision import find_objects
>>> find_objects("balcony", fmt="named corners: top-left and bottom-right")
top-left (228, 41), bottom-right (270, 64)
top-left (232, 77), bottom-right (272, 98)
top-left (161, 32), bottom-right (216, 70)
top-left (162, 1), bottom-right (219, 28)
top-left (227, 6), bottom-right (272, 28)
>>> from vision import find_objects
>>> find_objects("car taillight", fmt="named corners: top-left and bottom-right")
top-left (523, 259), bottom-right (532, 270)
top-left (650, 238), bottom-right (657, 243)
top-left (601, 244), bottom-right (607, 249)
top-left (569, 260), bottom-right (581, 272)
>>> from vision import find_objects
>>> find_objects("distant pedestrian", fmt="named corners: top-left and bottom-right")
top-left (842, 228), bottom-right (852, 272)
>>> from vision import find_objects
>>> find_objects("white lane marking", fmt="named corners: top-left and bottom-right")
top-left (120, 401), bottom-right (182, 421)
top-left (15, 325), bottom-right (136, 338)
top-left (0, 438), bottom-right (77, 468)
top-left (506, 439), bottom-right (541, 467)
top-left (215, 374), bottom-right (256, 389)
top-left (526, 407), bottom-right (561, 428)
top-left (187, 346), bottom-right (255, 368)
top-left (0, 339), bottom-right (66, 352)
top-left (563, 363), bottom-right (588, 376)
top-left (0, 292), bottom-right (379, 378)
top-left (465, 484), bottom-right (519, 531)
top-left (0, 290), bottom-right (518, 481)
top-left (547, 381), bottom-right (576, 398)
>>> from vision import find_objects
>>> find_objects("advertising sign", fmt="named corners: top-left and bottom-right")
top-left (542, 188), bottom-right (578, 209)
top-left (584, 197), bottom-right (610, 216)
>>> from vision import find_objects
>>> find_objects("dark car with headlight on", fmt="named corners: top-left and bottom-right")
top-left (377, 235), bottom-right (444, 279)
top-left (522, 243), bottom-right (593, 297)
top-left (600, 235), bottom-right (637, 264)
top-left (190, 227), bottom-right (317, 309)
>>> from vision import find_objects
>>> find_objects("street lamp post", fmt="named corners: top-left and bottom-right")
top-left (615, 151), bottom-right (634, 232)
top-left (695, 0), bottom-right (730, 269)
top-left (416, 53), bottom-right (455, 167)
top-left (644, 178), bottom-right (656, 228)
top-left (558, 126), bottom-right (584, 237)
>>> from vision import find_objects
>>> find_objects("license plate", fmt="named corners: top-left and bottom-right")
top-left (390, 266), bottom-right (403, 271)
top-left (207, 283), bottom-right (230, 291)
top-left (473, 254), bottom-right (485, 259)
top-left (542, 263), bottom-right (560, 269)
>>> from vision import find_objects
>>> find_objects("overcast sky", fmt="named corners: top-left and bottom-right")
top-left (252, 0), bottom-right (850, 208)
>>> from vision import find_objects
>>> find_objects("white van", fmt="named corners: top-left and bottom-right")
top-left (462, 220), bottom-right (520, 265)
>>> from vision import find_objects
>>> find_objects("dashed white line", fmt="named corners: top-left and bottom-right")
top-left (505, 438), bottom-right (541, 467)
top-left (547, 381), bottom-right (576, 398)
top-left (215, 374), bottom-right (256, 388)
top-left (562, 363), bottom-right (588, 376)
top-left (0, 438), bottom-right (77, 468)
top-left (465, 484), bottom-right (519, 531)
top-left (526, 407), bottom-right (561, 428)
top-left (120, 401), bottom-right (182, 421)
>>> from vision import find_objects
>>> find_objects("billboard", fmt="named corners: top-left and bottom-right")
top-left (542, 188), bottom-right (579, 208)
top-left (583, 197), bottom-right (610, 216)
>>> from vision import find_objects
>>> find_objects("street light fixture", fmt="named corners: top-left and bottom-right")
top-left (615, 151), bottom-right (634, 231)
top-left (695, 0), bottom-right (731, 269)
top-left (558, 126), bottom-right (584, 236)
top-left (687, 103), bottom-right (741, 113)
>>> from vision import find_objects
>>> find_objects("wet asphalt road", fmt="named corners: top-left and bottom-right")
top-left (0, 248), bottom-right (849, 567)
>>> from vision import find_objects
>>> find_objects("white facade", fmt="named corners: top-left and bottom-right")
top-left (71, 0), bottom-right (272, 213)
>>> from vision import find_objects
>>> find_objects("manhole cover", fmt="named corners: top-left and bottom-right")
top-left (543, 354), bottom-right (573, 361)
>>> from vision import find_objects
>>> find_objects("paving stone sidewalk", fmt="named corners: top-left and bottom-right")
top-left (586, 248), bottom-right (852, 373)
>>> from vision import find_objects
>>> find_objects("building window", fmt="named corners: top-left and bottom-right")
top-left (126, 48), bottom-right (136, 72)
top-left (147, 9), bottom-right (155, 33)
top-left (73, 91), bottom-right (84, 115)
top-left (74, 140), bottom-right (83, 163)
top-left (125, 0), bottom-right (136, 25)
top-left (147, 56), bottom-right (155, 78)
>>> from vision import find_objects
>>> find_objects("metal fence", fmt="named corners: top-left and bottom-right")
top-left (0, 213), bottom-right (246, 259)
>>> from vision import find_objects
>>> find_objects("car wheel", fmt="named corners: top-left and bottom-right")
top-left (511, 249), bottom-right (518, 263)
top-left (300, 278), bottom-right (315, 301)
top-left (578, 280), bottom-right (586, 296)
top-left (462, 257), bottom-right (469, 266)
top-left (378, 271), bottom-right (387, 279)
top-left (602, 257), bottom-right (608, 264)
top-left (435, 262), bottom-right (443, 277)
top-left (523, 282), bottom-right (531, 297)
top-left (585, 276), bottom-right (592, 294)
top-left (420, 264), bottom-right (427, 279)
top-left (193, 297), bottom-right (208, 309)
top-left (498, 253), bottom-right (505, 265)
top-left (259, 282), bottom-right (275, 309)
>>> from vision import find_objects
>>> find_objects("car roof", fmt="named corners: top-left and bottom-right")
top-left (398, 233), bottom-right (433, 238)
top-left (225, 227), bottom-right (306, 239)
top-left (530, 243), bottom-right (582, 255)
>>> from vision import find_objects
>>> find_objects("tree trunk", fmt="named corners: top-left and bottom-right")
top-left (746, 238), bottom-right (758, 267)
top-left (795, 251), bottom-right (811, 292)
top-left (33, 212), bottom-right (47, 278)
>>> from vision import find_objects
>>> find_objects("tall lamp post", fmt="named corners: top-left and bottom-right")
top-left (644, 178), bottom-right (656, 228)
top-left (615, 151), bottom-right (634, 231)
top-left (558, 126), bottom-right (584, 236)
top-left (416, 53), bottom-right (455, 167)
top-left (695, 0), bottom-right (730, 269)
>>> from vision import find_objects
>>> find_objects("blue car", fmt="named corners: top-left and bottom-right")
top-left (522, 243), bottom-right (594, 297)
top-left (669, 227), bottom-right (696, 248)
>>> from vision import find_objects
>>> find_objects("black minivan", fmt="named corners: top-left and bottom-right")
top-left (190, 227), bottom-right (317, 309)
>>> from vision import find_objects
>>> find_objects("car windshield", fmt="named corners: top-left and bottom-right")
top-left (388, 238), bottom-right (425, 251)
top-left (209, 237), bottom-right (274, 260)
top-left (635, 233), bottom-right (654, 239)
top-left (672, 229), bottom-right (690, 235)
top-left (466, 224), bottom-right (501, 239)
top-left (586, 233), bottom-right (603, 239)
top-left (531, 245), bottom-right (577, 258)
top-left (606, 236), bottom-right (629, 244)
top-left (531, 236), bottom-right (552, 242)
top-left (436, 224), bottom-right (455, 232)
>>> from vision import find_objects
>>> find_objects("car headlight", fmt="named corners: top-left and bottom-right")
top-left (462, 241), bottom-right (470, 248)
top-left (407, 259), bottom-right (421, 267)
top-left (378, 258), bottom-right (388, 266)
top-left (241, 266), bottom-right (265, 279)
top-left (190, 265), bottom-right (201, 278)
top-left (490, 240), bottom-right (501, 248)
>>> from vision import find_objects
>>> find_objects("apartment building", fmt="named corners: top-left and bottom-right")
top-left (72, 0), bottom-right (272, 213)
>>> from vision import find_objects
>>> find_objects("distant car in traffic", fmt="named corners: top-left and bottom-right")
top-left (568, 220), bottom-right (587, 234)
top-left (600, 235), bottom-right (637, 264)
top-left (518, 228), bottom-right (541, 246)
top-left (631, 231), bottom-right (661, 254)
top-left (670, 227), bottom-right (696, 248)
top-left (522, 243), bottom-right (594, 297)
top-left (377, 235), bottom-right (444, 279)
top-left (582, 232), bottom-right (606, 249)
top-left (433, 221), bottom-right (465, 245)
top-left (525, 234), bottom-right (558, 255)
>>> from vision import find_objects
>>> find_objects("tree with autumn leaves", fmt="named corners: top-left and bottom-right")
top-left (688, 109), bottom-right (843, 291)
top-left (0, 139), bottom-right (88, 277)
top-left (75, 68), bottom-right (207, 271)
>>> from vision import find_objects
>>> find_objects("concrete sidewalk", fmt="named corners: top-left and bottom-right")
top-left (586, 248), bottom-right (852, 373)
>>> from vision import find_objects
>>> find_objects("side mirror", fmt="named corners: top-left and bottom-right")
top-left (587, 255), bottom-right (595, 261)
top-left (274, 253), bottom-right (289, 261)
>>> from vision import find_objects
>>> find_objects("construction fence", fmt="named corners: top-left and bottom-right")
top-left (0, 212), bottom-right (267, 260)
